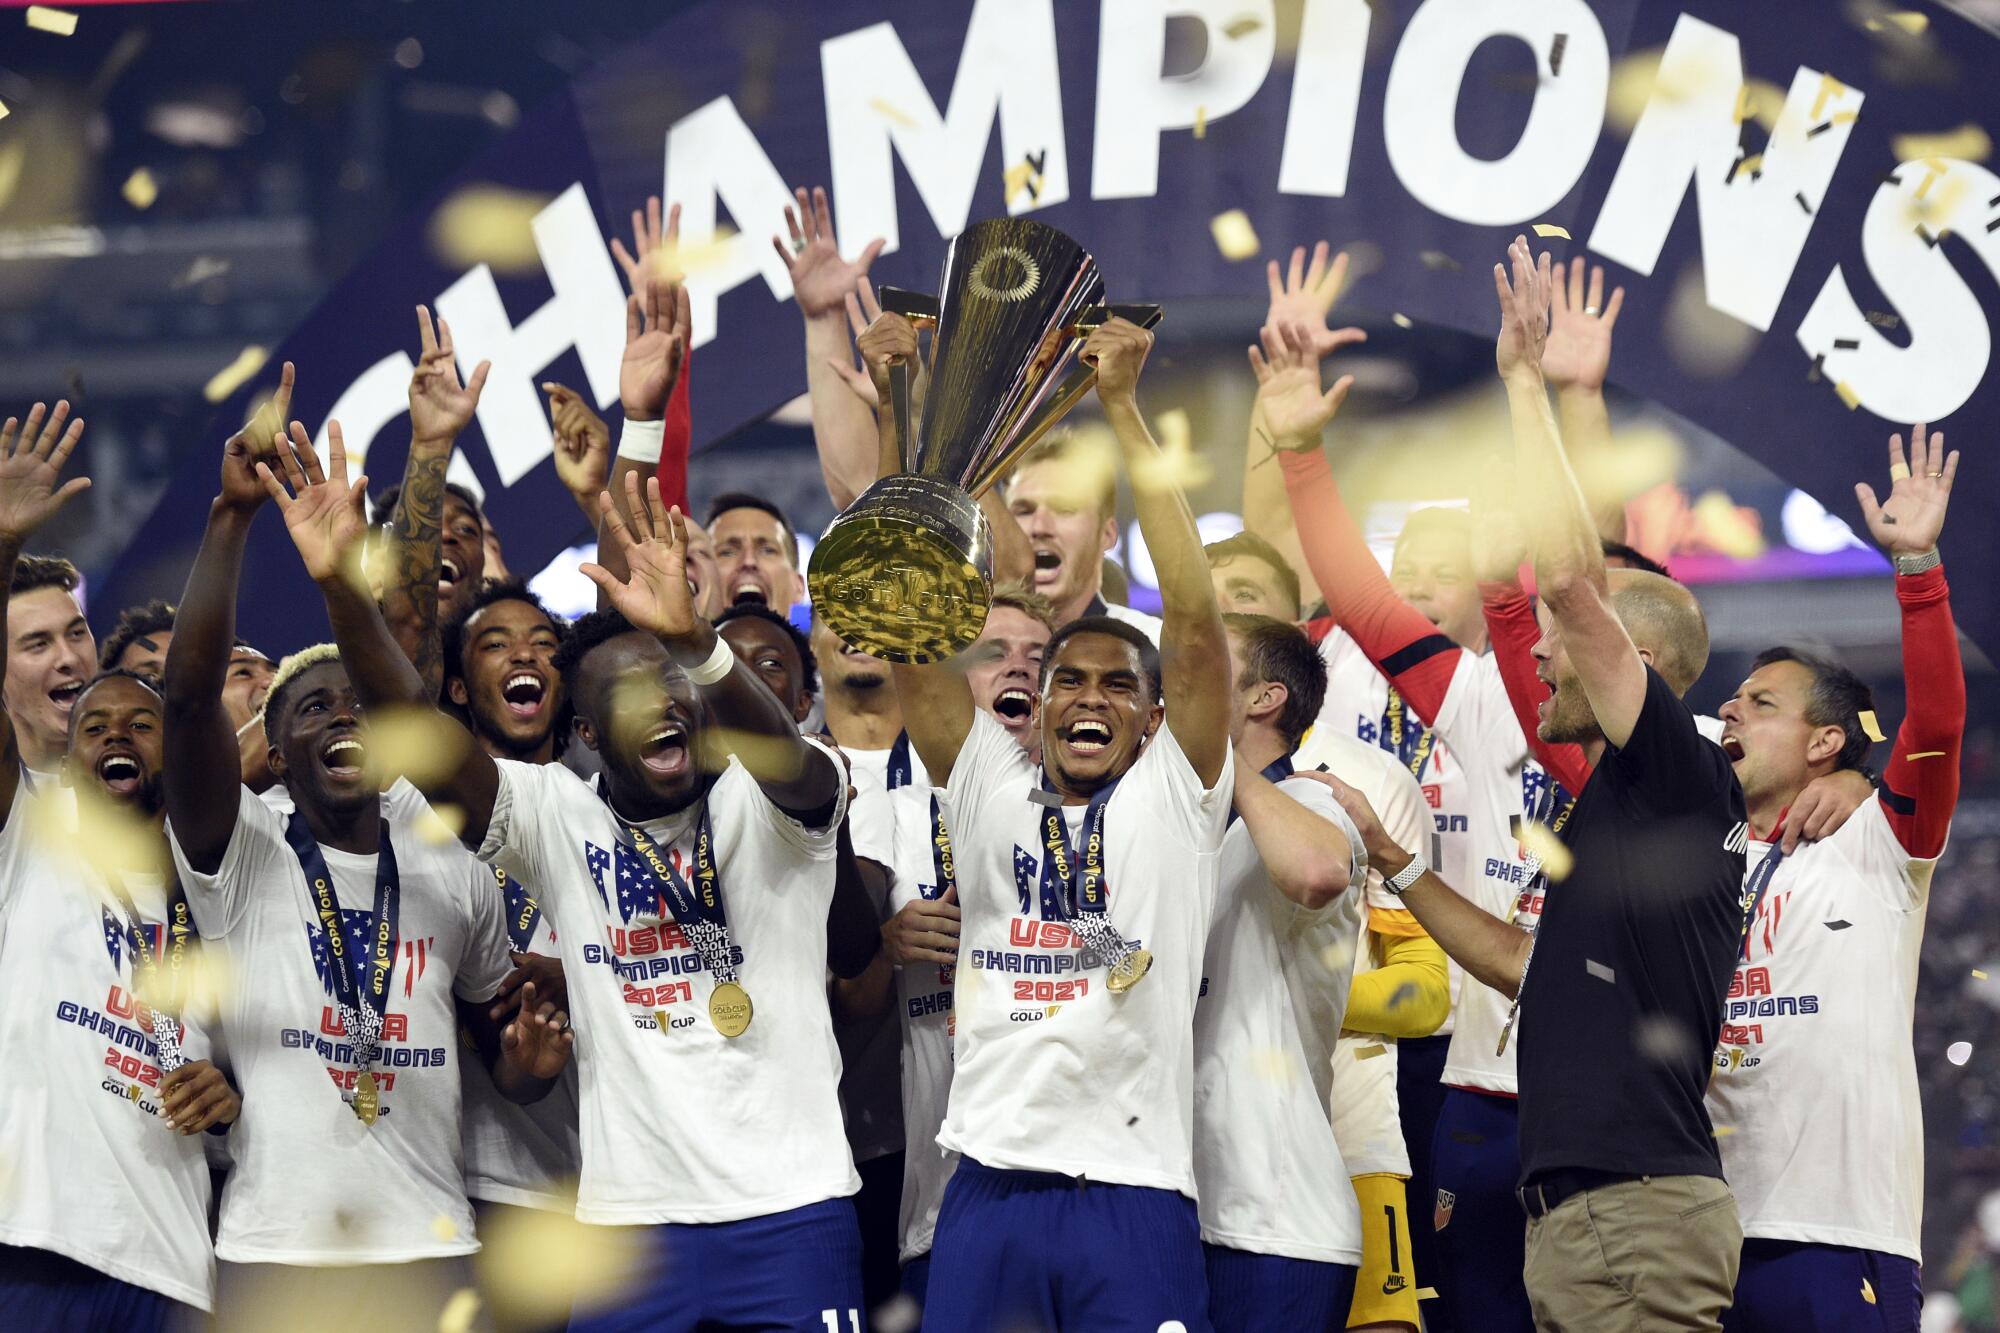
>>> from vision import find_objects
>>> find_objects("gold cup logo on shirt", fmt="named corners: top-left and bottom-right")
top-left (806, 216), bottom-right (1161, 664)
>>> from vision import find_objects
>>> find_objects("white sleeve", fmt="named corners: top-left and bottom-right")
top-left (944, 709), bottom-right (1036, 829)
top-left (1840, 796), bottom-right (1938, 912)
top-left (168, 786), bottom-right (290, 939)
top-left (476, 757), bottom-right (561, 889)
top-left (455, 859), bottom-right (517, 1003)
top-left (736, 735), bottom-right (850, 858)
top-left (1123, 721), bottom-right (1235, 853)
top-left (847, 785), bottom-right (898, 868)
top-left (1274, 775), bottom-right (1369, 928)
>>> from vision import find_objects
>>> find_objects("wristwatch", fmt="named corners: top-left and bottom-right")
top-left (1382, 853), bottom-right (1428, 897)
top-left (1893, 548), bottom-right (1941, 576)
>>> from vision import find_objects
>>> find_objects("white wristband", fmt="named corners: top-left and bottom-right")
top-left (618, 417), bottom-right (665, 465)
top-left (683, 636), bottom-right (736, 686)
top-left (1382, 853), bottom-right (1428, 897)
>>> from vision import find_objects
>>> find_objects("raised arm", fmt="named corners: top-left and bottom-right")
top-left (1497, 237), bottom-right (1644, 748)
top-left (0, 401), bottom-right (90, 824)
top-left (609, 196), bottom-right (695, 516)
top-left (165, 371), bottom-right (291, 873)
top-left (776, 185), bottom-right (887, 512)
top-left (1232, 760), bottom-right (1356, 909)
top-left (1856, 424), bottom-right (1964, 858)
top-left (589, 276), bottom-right (692, 610)
top-left (1541, 257), bottom-right (1628, 544)
top-left (583, 474), bottom-right (838, 817)
top-left (1238, 244), bottom-right (1367, 610)
top-left (383, 307), bottom-right (490, 700)
top-left (1088, 319), bottom-right (1231, 785)
top-left (260, 420), bottom-right (504, 846)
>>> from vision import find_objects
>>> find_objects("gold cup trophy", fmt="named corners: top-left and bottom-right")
top-left (805, 217), bottom-right (1160, 664)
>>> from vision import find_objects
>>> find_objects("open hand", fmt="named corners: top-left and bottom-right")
top-left (774, 185), bottom-right (886, 320)
top-left (621, 276), bottom-right (691, 422)
top-left (882, 886), bottom-right (960, 966)
top-left (161, 1059), bottom-right (240, 1136)
top-left (257, 420), bottom-right (370, 586)
top-left (543, 382), bottom-right (611, 504)
top-left (580, 472), bottom-right (697, 641)
top-left (1264, 242), bottom-right (1367, 360)
top-left (408, 306), bottom-right (491, 444)
top-left (1855, 423), bottom-right (1956, 557)
top-left (0, 400), bottom-right (88, 543)
top-left (500, 980), bottom-right (574, 1081)
top-left (611, 195), bottom-right (684, 293)
top-left (1541, 257), bottom-right (1623, 393)
top-left (1493, 235), bottom-right (1553, 385)
top-left (220, 361), bottom-right (294, 513)
top-left (1248, 321), bottom-right (1354, 447)
top-left (828, 277), bottom-right (888, 408)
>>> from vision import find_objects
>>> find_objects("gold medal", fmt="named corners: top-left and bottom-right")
top-left (1106, 948), bottom-right (1152, 994)
top-left (353, 1070), bottom-right (379, 1126)
top-left (708, 981), bottom-right (753, 1038)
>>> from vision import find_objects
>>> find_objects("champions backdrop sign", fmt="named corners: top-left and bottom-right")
top-left (100, 0), bottom-right (2000, 653)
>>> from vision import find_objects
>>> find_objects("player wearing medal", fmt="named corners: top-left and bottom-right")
top-left (267, 290), bottom-right (865, 1325)
top-left (161, 374), bottom-right (567, 1310)
top-left (871, 307), bottom-right (1235, 1331)
top-left (1705, 425), bottom-right (1962, 1333)
top-left (0, 404), bottom-right (242, 1330)
top-left (1195, 613), bottom-right (1367, 1329)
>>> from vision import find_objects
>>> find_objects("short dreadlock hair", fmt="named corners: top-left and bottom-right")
top-left (99, 600), bottom-right (176, 671)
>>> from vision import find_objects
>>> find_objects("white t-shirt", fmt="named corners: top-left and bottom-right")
top-left (459, 863), bottom-right (582, 1212)
top-left (0, 782), bottom-right (215, 1309)
top-left (167, 782), bottom-right (514, 1265)
top-left (833, 737), bottom-right (924, 1167)
top-left (938, 709), bottom-right (1233, 1194)
top-left (478, 748), bottom-right (860, 1224)
top-left (1706, 799), bottom-right (1936, 1261)
top-left (1300, 730), bottom-right (1430, 1180)
top-left (1195, 773), bottom-right (1367, 1263)
top-left (849, 782), bottom-right (960, 1263)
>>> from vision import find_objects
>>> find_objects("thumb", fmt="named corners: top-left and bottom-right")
top-left (1322, 375), bottom-right (1355, 416)
top-left (465, 360), bottom-right (492, 400)
top-left (579, 563), bottom-right (621, 596)
top-left (1854, 482), bottom-right (1881, 525)
top-left (52, 476), bottom-right (92, 506)
top-left (941, 886), bottom-right (957, 905)
top-left (858, 237), bottom-right (886, 271)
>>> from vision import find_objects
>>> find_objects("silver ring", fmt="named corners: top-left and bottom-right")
top-left (556, 1018), bottom-right (571, 1034)
top-left (1584, 305), bottom-right (1600, 316)
top-left (791, 236), bottom-right (807, 255)
top-left (1930, 471), bottom-right (1945, 479)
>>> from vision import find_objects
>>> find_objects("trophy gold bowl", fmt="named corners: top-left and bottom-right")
top-left (805, 216), bottom-right (1160, 664)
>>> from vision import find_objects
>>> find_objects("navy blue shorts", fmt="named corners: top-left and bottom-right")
top-left (923, 1158), bottom-right (1210, 1332)
top-left (0, 1244), bottom-right (190, 1333)
top-left (1724, 1238), bottom-right (1921, 1333)
top-left (1430, 1087), bottom-right (1533, 1333)
top-left (1203, 1243), bottom-right (1355, 1333)
top-left (567, 1198), bottom-right (862, 1333)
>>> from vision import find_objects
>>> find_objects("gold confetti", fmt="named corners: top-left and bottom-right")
top-left (1391, 313), bottom-right (1412, 329)
top-left (431, 1214), bottom-right (459, 1242)
top-left (438, 1288), bottom-right (481, 1333)
top-left (1355, 1043), bottom-right (1387, 1060)
top-left (1692, 490), bottom-right (1767, 560)
top-left (1223, 14), bottom-right (1263, 38)
top-left (1416, 1287), bottom-right (1440, 1301)
top-left (1892, 128), bottom-right (1992, 165)
top-left (429, 184), bottom-right (554, 276)
top-left (0, 102), bottom-right (12, 122)
top-left (1193, 106), bottom-right (1207, 139)
top-left (1531, 223), bottom-right (1571, 240)
top-left (1834, 380), bottom-right (1860, 410)
top-left (867, 98), bottom-right (917, 128)
top-left (1810, 73), bottom-right (1846, 123)
top-left (1210, 209), bottom-right (1260, 261)
top-left (1974, 969), bottom-right (1989, 980)
top-left (1733, 153), bottom-right (1764, 180)
top-left (1858, 710), bottom-right (1886, 742)
top-left (1713, 1125), bottom-right (1737, 1137)
top-left (476, 1187), bottom-right (643, 1323)
top-left (1861, 1277), bottom-right (1876, 1305)
top-left (1248, 1046), bottom-right (1299, 1083)
top-left (362, 705), bottom-right (473, 791)
top-left (1907, 751), bottom-right (1946, 760)
top-left (1733, 86), bottom-right (1755, 125)
top-left (25, 6), bottom-right (77, 35)
top-left (122, 168), bottom-right (158, 211)
top-left (1002, 159), bottom-right (1043, 206)
top-left (1130, 410), bottom-right (1213, 496)
top-left (418, 804), bottom-right (468, 844)
top-left (1519, 822), bottom-right (1573, 882)
top-left (665, 224), bottom-right (740, 278)
top-left (204, 346), bottom-right (270, 404)
top-left (1866, 11), bottom-right (1929, 35)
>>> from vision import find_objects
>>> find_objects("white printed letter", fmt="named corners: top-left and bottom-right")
top-left (1092, 0), bottom-right (1275, 200)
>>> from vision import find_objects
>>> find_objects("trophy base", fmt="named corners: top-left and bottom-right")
top-left (807, 475), bottom-right (994, 665)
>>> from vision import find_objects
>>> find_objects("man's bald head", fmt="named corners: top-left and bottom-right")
top-left (1608, 569), bottom-right (1709, 697)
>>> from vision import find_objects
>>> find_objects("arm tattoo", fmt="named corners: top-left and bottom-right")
top-left (386, 446), bottom-right (449, 700)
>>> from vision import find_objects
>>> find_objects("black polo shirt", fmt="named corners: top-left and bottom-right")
top-left (1516, 666), bottom-right (1747, 1185)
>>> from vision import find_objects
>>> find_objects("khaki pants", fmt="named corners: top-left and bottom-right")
top-left (1522, 1174), bottom-right (1741, 1333)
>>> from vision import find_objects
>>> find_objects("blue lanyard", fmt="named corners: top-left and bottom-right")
top-left (284, 813), bottom-right (400, 1064)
